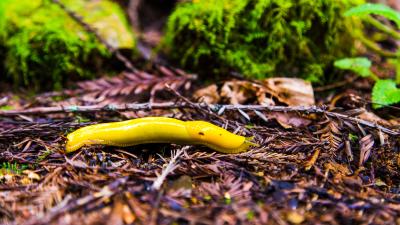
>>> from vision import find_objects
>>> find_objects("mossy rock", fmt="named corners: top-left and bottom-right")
top-left (0, 0), bottom-right (135, 90)
top-left (163, 0), bottom-right (364, 83)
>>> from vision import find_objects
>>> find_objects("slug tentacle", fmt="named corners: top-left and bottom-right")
top-left (65, 117), bottom-right (257, 154)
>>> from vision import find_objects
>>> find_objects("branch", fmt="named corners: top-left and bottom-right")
top-left (151, 148), bottom-right (185, 190)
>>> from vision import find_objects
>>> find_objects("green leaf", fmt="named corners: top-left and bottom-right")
top-left (372, 79), bottom-right (400, 108)
top-left (334, 57), bottom-right (372, 77)
top-left (344, 3), bottom-right (400, 28)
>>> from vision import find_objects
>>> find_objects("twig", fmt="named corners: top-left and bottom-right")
top-left (51, 0), bottom-right (138, 73)
top-left (150, 147), bottom-right (185, 225)
top-left (0, 103), bottom-right (398, 135)
top-left (0, 102), bottom-right (179, 115)
top-left (152, 148), bottom-right (185, 190)
top-left (324, 111), bottom-right (397, 135)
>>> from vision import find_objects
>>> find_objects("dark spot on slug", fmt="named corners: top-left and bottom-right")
top-left (219, 133), bottom-right (222, 136)
top-left (198, 132), bottom-right (204, 135)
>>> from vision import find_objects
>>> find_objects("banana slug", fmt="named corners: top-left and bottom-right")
top-left (65, 117), bottom-right (257, 154)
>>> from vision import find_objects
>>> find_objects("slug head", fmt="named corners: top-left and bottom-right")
top-left (185, 121), bottom-right (249, 151)
top-left (65, 131), bottom-right (84, 153)
top-left (65, 127), bottom-right (101, 153)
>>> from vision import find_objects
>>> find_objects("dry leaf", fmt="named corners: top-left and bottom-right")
top-left (286, 211), bottom-right (305, 224)
top-left (357, 111), bottom-right (391, 127)
top-left (316, 121), bottom-right (342, 151)
top-left (304, 148), bottom-right (320, 171)
top-left (220, 81), bottom-right (252, 104)
top-left (20, 177), bottom-right (32, 185)
top-left (3, 174), bottom-right (14, 183)
top-left (268, 112), bottom-right (312, 128)
top-left (193, 84), bottom-right (220, 104)
top-left (256, 92), bottom-right (276, 106)
top-left (263, 78), bottom-right (315, 106)
top-left (359, 134), bottom-right (374, 167)
top-left (107, 200), bottom-right (126, 225)
top-left (324, 161), bottom-right (352, 176)
top-left (220, 80), bottom-right (277, 105)
top-left (218, 78), bottom-right (314, 106)
top-left (23, 170), bottom-right (41, 180)
top-left (167, 175), bottom-right (193, 193)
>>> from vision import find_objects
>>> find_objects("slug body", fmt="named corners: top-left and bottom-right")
top-left (65, 117), bottom-right (256, 154)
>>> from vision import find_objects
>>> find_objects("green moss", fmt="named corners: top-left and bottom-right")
top-left (163, 0), bottom-right (364, 82)
top-left (0, 0), bottom-right (134, 90)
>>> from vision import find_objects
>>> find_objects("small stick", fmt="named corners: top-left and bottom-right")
top-left (151, 147), bottom-right (185, 190)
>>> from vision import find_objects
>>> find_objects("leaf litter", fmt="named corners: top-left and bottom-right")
top-left (2, 1), bottom-right (400, 224)
top-left (0, 74), bottom-right (399, 225)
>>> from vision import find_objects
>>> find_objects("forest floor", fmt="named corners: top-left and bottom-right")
top-left (1, 1), bottom-right (400, 224)
top-left (0, 67), bottom-right (399, 225)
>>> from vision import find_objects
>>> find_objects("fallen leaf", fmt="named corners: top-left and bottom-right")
top-left (167, 175), bottom-right (193, 193)
top-left (357, 111), bottom-right (392, 127)
top-left (107, 200), bottom-right (126, 225)
top-left (4, 174), bottom-right (14, 183)
top-left (324, 161), bottom-right (352, 176)
top-left (194, 84), bottom-right (220, 104)
top-left (23, 170), bottom-right (41, 180)
top-left (359, 134), bottom-right (374, 167)
top-left (304, 148), bottom-right (320, 171)
top-left (20, 177), bottom-right (32, 185)
top-left (220, 81), bottom-right (253, 104)
top-left (263, 78), bottom-right (315, 106)
top-left (268, 112), bottom-right (312, 128)
top-left (286, 211), bottom-right (305, 224)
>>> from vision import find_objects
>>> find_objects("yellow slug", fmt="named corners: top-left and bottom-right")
top-left (65, 117), bottom-right (257, 154)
